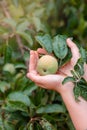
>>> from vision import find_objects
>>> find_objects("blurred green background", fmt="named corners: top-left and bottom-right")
top-left (0, 0), bottom-right (87, 129)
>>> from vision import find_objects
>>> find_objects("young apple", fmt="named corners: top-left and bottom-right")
top-left (36, 55), bottom-right (58, 76)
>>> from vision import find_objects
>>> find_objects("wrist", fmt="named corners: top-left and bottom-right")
top-left (60, 82), bottom-right (74, 97)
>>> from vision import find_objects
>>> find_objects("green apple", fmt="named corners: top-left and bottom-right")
top-left (36, 55), bottom-right (58, 76)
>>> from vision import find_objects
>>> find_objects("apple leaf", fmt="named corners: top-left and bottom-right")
top-left (7, 91), bottom-right (30, 106)
top-left (53, 35), bottom-right (68, 59)
top-left (40, 118), bottom-right (56, 130)
top-left (62, 77), bottom-right (75, 85)
top-left (35, 34), bottom-right (53, 53)
top-left (36, 104), bottom-right (65, 114)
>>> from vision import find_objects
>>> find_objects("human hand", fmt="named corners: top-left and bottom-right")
top-left (26, 50), bottom-right (74, 94)
top-left (26, 38), bottom-right (87, 94)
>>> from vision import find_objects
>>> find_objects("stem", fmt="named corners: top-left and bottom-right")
top-left (0, 0), bottom-right (10, 18)
top-left (72, 69), bottom-right (80, 80)
top-left (15, 34), bottom-right (24, 56)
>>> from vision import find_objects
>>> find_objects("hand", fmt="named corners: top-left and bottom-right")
top-left (27, 50), bottom-right (74, 94)
top-left (26, 38), bottom-right (87, 94)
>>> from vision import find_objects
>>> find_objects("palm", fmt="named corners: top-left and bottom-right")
top-left (27, 38), bottom-right (80, 93)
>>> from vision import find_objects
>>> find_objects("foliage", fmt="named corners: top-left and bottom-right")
top-left (0, 0), bottom-right (87, 129)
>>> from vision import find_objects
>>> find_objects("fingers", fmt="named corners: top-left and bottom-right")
top-left (27, 73), bottom-right (43, 83)
top-left (28, 50), bottom-right (38, 74)
top-left (36, 83), bottom-right (47, 89)
top-left (66, 38), bottom-right (80, 66)
top-left (37, 48), bottom-right (48, 55)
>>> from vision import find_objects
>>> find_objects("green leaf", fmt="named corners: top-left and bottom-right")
top-left (74, 58), bottom-right (84, 76)
top-left (0, 81), bottom-right (10, 93)
top-left (4, 44), bottom-right (12, 63)
top-left (53, 35), bottom-right (68, 59)
top-left (16, 31), bottom-right (33, 47)
top-left (0, 26), bottom-right (8, 34)
top-left (12, 0), bottom-right (19, 7)
top-left (5, 101), bottom-right (28, 112)
top-left (81, 89), bottom-right (87, 100)
top-left (79, 47), bottom-right (86, 62)
top-left (23, 84), bottom-right (37, 96)
top-left (35, 34), bottom-right (52, 53)
top-left (4, 121), bottom-right (15, 130)
top-left (36, 104), bottom-right (65, 114)
top-left (7, 92), bottom-right (30, 106)
top-left (40, 118), bottom-right (56, 130)
top-left (27, 123), bottom-right (33, 130)
top-left (0, 116), bottom-right (4, 129)
top-left (62, 77), bottom-right (75, 85)
top-left (66, 117), bottom-right (75, 130)
top-left (58, 47), bottom-right (72, 67)
top-left (17, 21), bottom-right (29, 32)
top-left (3, 18), bottom-right (17, 28)
top-left (32, 16), bottom-right (47, 32)
top-left (14, 63), bottom-right (27, 69)
top-left (73, 84), bottom-right (81, 101)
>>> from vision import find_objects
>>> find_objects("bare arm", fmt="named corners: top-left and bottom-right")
top-left (61, 84), bottom-right (87, 130)
top-left (27, 39), bottom-right (87, 130)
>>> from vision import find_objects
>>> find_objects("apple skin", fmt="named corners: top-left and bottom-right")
top-left (36, 55), bottom-right (58, 76)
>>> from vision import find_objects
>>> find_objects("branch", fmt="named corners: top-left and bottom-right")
top-left (0, 0), bottom-right (11, 18)
top-left (16, 34), bottom-right (24, 56)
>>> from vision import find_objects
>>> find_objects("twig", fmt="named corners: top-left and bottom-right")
top-left (22, 45), bottom-right (31, 52)
top-left (16, 34), bottom-right (24, 56)
top-left (0, 0), bottom-right (10, 18)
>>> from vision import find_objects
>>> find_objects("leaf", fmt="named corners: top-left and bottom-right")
top-left (7, 92), bottom-right (30, 106)
top-left (78, 78), bottom-right (87, 86)
top-left (79, 47), bottom-right (86, 62)
top-left (0, 81), bottom-right (10, 93)
top-left (62, 77), bottom-right (75, 85)
top-left (17, 21), bottom-right (29, 32)
top-left (16, 31), bottom-right (33, 47)
top-left (81, 89), bottom-right (87, 100)
top-left (23, 84), bottom-right (37, 96)
top-left (74, 58), bottom-right (84, 76)
top-left (4, 121), bottom-right (15, 130)
top-left (0, 26), bottom-right (8, 34)
top-left (35, 34), bottom-right (52, 53)
top-left (73, 84), bottom-right (81, 101)
top-left (3, 18), bottom-right (17, 28)
top-left (40, 118), bottom-right (56, 130)
top-left (5, 101), bottom-right (28, 112)
top-left (58, 47), bottom-right (72, 67)
top-left (66, 117), bottom-right (75, 130)
top-left (27, 123), bottom-right (33, 130)
top-left (53, 35), bottom-right (68, 59)
top-left (4, 44), bottom-right (12, 63)
top-left (14, 63), bottom-right (27, 69)
top-left (12, 0), bottom-right (19, 7)
top-left (36, 104), bottom-right (65, 114)
top-left (32, 16), bottom-right (46, 32)
top-left (0, 116), bottom-right (4, 129)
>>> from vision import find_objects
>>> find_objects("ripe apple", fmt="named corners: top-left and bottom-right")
top-left (36, 55), bottom-right (58, 76)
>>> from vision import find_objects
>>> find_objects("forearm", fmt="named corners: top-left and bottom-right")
top-left (61, 87), bottom-right (87, 130)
